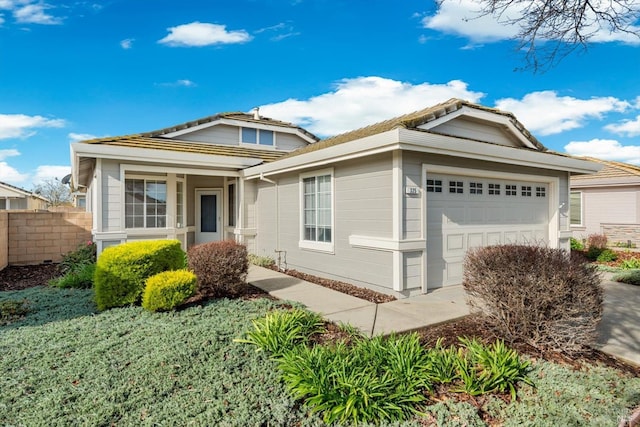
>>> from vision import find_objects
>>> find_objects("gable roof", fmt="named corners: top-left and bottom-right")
top-left (80, 135), bottom-right (287, 163)
top-left (0, 181), bottom-right (49, 202)
top-left (143, 111), bottom-right (319, 142)
top-left (571, 157), bottom-right (640, 182)
top-left (283, 98), bottom-right (545, 158)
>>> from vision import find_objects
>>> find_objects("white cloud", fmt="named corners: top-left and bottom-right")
top-left (0, 13), bottom-right (5, 25)
top-left (157, 79), bottom-right (197, 87)
top-left (495, 91), bottom-right (629, 136)
top-left (0, 113), bottom-right (65, 139)
top-left (0, 148), bottom-right (20, 160)
top-left (606, 115), bottom-right (640, 136)
top-left (68, 132), bottom-right (98, 142)
top-left (423, 0), bottom-right (640, 45)
top-left (158, 22), bottom-right (252, 47)
top-left (259, 76), bottom-right (484, 136)
top-left (120, 38), bottom-right (134, 49)
top-left (32, 165), bottom-right (70, 184)
top-left (14, 3), bottom-right (61, 25)
top-left (564, 139), bottom-right (640, 164)
top-left (0, 162), bottom-right (28, 183)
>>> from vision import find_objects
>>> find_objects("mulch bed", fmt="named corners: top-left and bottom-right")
top-left (0, 264), bottom-right (60, 291)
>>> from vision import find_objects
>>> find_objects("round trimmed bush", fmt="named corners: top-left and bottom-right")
top-left (187, 240), bottom-right (248, 299)
top-left (142, 270), bottom-right (197, 312)
top-left (94, 240), bottom-right (186, 311)
top-left (463, 244), bottom-right (603, 355)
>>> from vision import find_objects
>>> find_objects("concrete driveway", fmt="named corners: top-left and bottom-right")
top-left (596, 274), bottom-right (640, 366)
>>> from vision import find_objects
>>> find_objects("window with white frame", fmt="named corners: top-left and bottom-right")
top-left (300, 171), bottom-right (333, 250)
top-left (176, 180), bottom-right (184, 228)
top-left (241, 127), bottom-right (274, 146)
top-left (125, 178), bottom-right (167, 228)
top-left (570, 191), bottom-right (582, 226)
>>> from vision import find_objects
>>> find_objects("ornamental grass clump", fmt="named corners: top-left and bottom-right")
top-left (142, 270), bottom-right (197, 312)
top-left (188, 240), bottom-right (249, 299)
top-left (94, 240), bottom-right (185, 311)
top-left (463, 244), bottom-right (603, 355)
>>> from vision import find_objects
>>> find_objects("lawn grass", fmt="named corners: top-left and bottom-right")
top-left (1, 287), bottom-right (639, 426)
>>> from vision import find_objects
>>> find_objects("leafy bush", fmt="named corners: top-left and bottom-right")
top-left (587, 233), bottom-right (608, 250)
top-left (612, 269), bottom-right (640, 286)
top-left (570, 237), bottom-right (584, 251)
top-left (463, 245), bottom-right (603, 355)
top-left (59, 241), bottom-right (97, 274)
top-left (49, 263), bottom-right (95, 289)
top-left (621, 257), bottom-right (640, 269)
top-left (234, 309), bottom-right (323, 356)
top-left (142, 270), bottom-right (197, 312)
top-left (188, 240), bottom-right (249, 299)
top-left (94, 240), bottom-right (185, 311)
top-left (586, 246), bottom-right (604, 261)
top-left (596, 249), bottom-right (618, 262)
top-left (0, 299), bottom-right (29, 325)
top-left (248, 254), bottom-right (275, 268)
top-left (277, 333), bottom-right (430, 425)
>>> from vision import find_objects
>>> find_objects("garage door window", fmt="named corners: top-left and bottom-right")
top-left (521, 186), bottom-right (532, 197)
top-left (470, 182), bottom-right (483, 195)
top-left (536, 187), bottom-right (546, 197)
top-left (449, 181), bottom-right (464, 194)
top-left (427, 179), bottom-right (442, 192)
top-left (488, 183), bottom-right (500, 195)
top-left (506, 184), bottom-right (517, 196)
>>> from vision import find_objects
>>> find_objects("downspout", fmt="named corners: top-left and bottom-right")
top-left (259, 173), bottom-right (283, 269)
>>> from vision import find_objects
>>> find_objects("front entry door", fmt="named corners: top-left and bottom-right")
top-left (195, 189), bottom-right (222, 244)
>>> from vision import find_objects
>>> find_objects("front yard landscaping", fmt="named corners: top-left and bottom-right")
top-left (1, 280), bottom-right (639, 426)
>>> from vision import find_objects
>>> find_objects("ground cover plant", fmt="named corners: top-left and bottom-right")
top-left (613, 269), bottom-right (640, 286)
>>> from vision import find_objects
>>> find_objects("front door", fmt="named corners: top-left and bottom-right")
top-left (195, 189), bottom-right (222, 244)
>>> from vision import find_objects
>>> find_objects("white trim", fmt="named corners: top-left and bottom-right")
top-left (349, 236), bottom-right (426, 251)
top-left (96, 158), bottom-right (103, 233)
top-left (162, 117), bottom-right (318, 144)
top-left (298, 168), bottom-right (335, 253)
top-left (244, 127), bottom-right (601, 180)
top-left (417, 106), bottom-right (538, 150)
top-left (120, 163), bottom-right (240, 178)
top-left (392, 151), bottom-right (403, 291)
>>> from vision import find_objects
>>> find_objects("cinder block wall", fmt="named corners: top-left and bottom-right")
top-left (7, 211), bottom-right (93, 265)
top-left (0, 212), bottom-right (8, 270)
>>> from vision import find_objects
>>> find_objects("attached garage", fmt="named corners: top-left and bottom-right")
top-left (426, 169), bottom-right (554, 287)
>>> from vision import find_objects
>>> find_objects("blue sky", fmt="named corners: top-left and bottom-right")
top-left (1, 0), bottom-right (639, 189)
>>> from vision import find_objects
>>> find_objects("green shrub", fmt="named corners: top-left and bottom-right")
top-left (94, 240), bottom-right (185, 311)
top-left (142, 270), bottom-right (197, 312)
top-left (586, 246), bottom-right (604, 261)
top-left (248, 254), bottom-right (275, 268)
top-left (188, 240), bottom-right (249, 299)
top-left (277, 334), bottom-right (430, 425)
top-left (612, 269), bottom-right (640, 285)
top-left (59, 241), bottom-right (97, 274)
top-left (596, 249), bottom-right (618, 262)
top-left (234, 309), bottom-right (324, 357)
top-left (570, 237), bottom-right (584, 251)
top-left (620, 257), bottom-right (640, 269)
top-left (49, 263), bottom-right (95, 289)
top-left (0, 299), bottom-right (29, 325)
top-left (463, 245), bottom-right (603, 355)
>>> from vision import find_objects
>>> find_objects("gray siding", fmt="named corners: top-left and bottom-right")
top-left (403, 251), bottom-right (423, 289)
top-left (277, 133), bottom-right (309, 151)
top-left (101, 160), bottom-right (121, 232)
top-left (572, 186), bottom-right (640, 239)
top-left (186, 176), bottom-right (224, 227)
top-left (178, 124), bottom-right (239, 145)
top-left (254, 153), bottom-right (395, 294)
top-left (427, 117), bottom-right (519, 147)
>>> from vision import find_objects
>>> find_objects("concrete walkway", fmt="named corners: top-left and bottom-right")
top-left (248, 266), bottom-right (640, 366)
top-left (247, 265), bottom-right (469, 337)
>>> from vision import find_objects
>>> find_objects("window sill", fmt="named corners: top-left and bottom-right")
top-left (299, 240), bottom-right (334, 254)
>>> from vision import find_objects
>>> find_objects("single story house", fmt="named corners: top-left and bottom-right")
top-left (0, 181), bottom-right (49, 210)
top-left (571, 157), bottom-right (640, 246)
top-left (71, 99), bottom-right (600, 298)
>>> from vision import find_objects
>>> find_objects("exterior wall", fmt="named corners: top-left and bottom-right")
top-left (253, 153), bottom-right (395, 295)
top-left (101, 159), bottom-right (122, 232)
top-left (601, 223), bottom-right (640, 246)
top-left (571, 186), bottom-right (640, 242)
top-left (176, 124), bottom-right (309, 152)
top-left (0, 211), bottom-right (8, 270)
top-left (276, 133), bottom-right (309, 151)
top-left (7, 211), bottom-right (92, 265)
top-left (427, 117), bottom-right (519, 147)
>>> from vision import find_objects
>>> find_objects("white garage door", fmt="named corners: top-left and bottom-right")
top-left (426, 173), bottom-right (549, 288)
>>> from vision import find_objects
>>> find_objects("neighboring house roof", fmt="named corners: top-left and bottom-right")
top-left (0, 181), bottom-right (49, 202)
top-left (571, 157), bottom-right (640, 187)
top-left (284, 98), bottom-right (546, 158)
top-left (81, 135), bottom-right (287, 163)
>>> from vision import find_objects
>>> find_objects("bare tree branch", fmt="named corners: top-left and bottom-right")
top-left (33, 178), bottom-right (72, 207)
